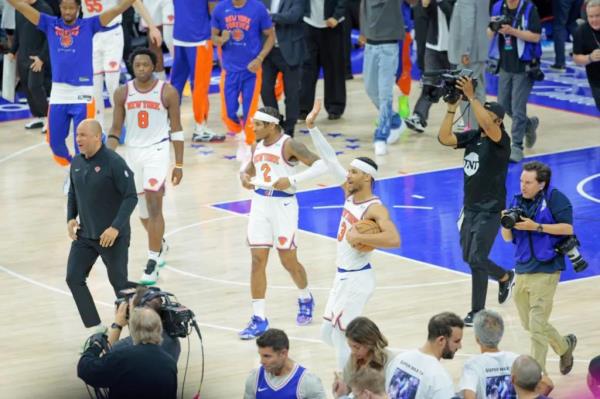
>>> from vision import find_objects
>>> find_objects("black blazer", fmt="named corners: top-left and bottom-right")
top-left (264, 0), bottom-right (309, 67)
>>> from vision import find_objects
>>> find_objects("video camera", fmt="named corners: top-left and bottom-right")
top-left (422, 69), bottom-right (477, 104)
top-left (115, 287), bottom-right (196, 338)
top-left (489, 15), bottom-right (514, 33)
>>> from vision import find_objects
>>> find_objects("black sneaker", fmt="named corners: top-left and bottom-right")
top-left (498, 270), bottom-right (516, 304)
top-left (550, 64), bottom-right (566, 72)
top-left (463, 311), bottom-right (476, 327)
top-left (525, 116), bottom-right (539, 149)
top-left (560, 334), bottom-right (577, 375)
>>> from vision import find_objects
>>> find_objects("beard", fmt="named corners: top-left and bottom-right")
top-left (441, 342), bottom-right (455, 360)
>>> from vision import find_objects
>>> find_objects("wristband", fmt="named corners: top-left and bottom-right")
top-left (108, 134), bottom-right (120, 142)
top-left (174, 163), bottom-right (184, 169)
top-left (111, 322), bottom-right (123, 330)
top-left (170, 131), bottom-right (184, 141)
top-left (447, 111), bottom-right (456, 114)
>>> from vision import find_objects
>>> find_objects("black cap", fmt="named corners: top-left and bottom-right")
top-left (484, 101), bottom-right (505, 120)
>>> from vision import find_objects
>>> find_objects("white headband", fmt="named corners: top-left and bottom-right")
top-left (350, 159), bottom-right (378, 178)
top-left (253, 111), bottom-right (280, 124)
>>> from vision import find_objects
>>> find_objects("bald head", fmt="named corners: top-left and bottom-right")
top-left (76, 119), bottom-right (103, 158)
top-left (512, 355), bottom-right (543, 392)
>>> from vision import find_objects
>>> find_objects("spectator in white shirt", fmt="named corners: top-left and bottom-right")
top-left (385, 312), bottom-right (463, 399)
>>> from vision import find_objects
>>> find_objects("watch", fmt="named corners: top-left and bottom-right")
top-left (536, 224), bottom-right (543, 233)
top-left (111, 322), bottom-right (123, 330)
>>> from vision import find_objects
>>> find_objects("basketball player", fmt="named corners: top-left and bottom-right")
top-left (305, 101), bottom-right (401, 369)
top-left (211, 0), bottom-right (275, 165)
top-left (171, 0), bottom-right (223, 142)
top-left (82, 0), bottom-right (162, 130)
top-left (238, 105), bottom-right (329, 340)
top-left (107, 47), bottom-right (184, 285)
top-left (7, 0), bottom-right (137, 172)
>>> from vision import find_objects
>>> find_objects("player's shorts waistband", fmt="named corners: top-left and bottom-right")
top-left (255, 189), bottom-right (295, 198)
top-left (337, 264), bottom-right (372, 273)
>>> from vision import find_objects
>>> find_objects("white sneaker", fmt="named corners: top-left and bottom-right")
top-left (139, 259), bottom-right (159, 285)
top-left (192, 125), bottom-right (226, 142)
top-left (374, 141), bottom-right (387, 156)
top-left (387, 118), bottom-right (406, 145)
top-left (158, 239), bottom-right (169, 267)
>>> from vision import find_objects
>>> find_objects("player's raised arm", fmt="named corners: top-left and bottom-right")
top-left (132, 0), bottom-right (162, 46)
top-left (7, 0), bottom-right (41, 25)
top-left (347, 204), bottom-right (401, 249)
top-left (99, 0), bottom-right (137, 27)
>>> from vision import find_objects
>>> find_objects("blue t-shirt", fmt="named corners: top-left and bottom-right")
top-left (173, 0), bottom-right (211, 43)
top-left (37, 14), bottom-right (102, 86)
top-left (515, 189), bottom-right (573, 274)
top-left (211, 0), bottom-right (272, 72)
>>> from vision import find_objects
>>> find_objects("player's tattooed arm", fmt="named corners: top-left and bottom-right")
top-left (287, 139), bottom-right (320, 166)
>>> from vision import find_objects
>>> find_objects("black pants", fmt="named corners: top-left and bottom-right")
top-left (413, 49), bottom-right (453, 123)
top-left (300, 23), bottom-right (346, 116)
top-left (261, 47), bottom-right (301, 136)
top-left (412, 3), bottom-right (429, 72)
top-left (17, 56), bottom-right (48, 118)
top-left (342, 0), bottom-right (360, 77)
top-left (460, 210), bottom-right (507, 313)
top-left (66, 235), bottom-right (133, 327)
top-left (591, 83), bottom-right (600, 112)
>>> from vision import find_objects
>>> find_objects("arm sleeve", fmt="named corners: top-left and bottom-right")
top-left (271, 1), bottom-right (305, 25)
top-left (308, 127), bottom-right (347, 185)
top-left (455, 129), bottom-right (480, 149)
top-left (67, 168), bottom-right (78, 221)
top-left (299, 372), bottom-right (328, 399)
top-left (77, 347), bottom-right (118, 387)
top-left (548, 190), bottom-right (573, 224)
top-left (243, 369), bottom-right (258, 399)
top-left (110, 157), bottom-right (138, 231)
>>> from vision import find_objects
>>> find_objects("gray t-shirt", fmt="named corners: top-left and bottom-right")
top-left (244, 363), bottom-right (327, 399)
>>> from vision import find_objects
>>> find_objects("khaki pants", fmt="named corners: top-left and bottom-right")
top-left (514, 272), bottom-right (569, 372)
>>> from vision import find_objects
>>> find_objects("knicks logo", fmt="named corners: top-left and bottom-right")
top-left (167, 15), bottom-right (174, 23)
top-left (55, 25), bottom-right (80, 48)
top-left (231, 29), bottom-right (245, 42)
top-left (61, 34), bottom-right (73, 47)
top-left (109, 60), bottom-right (118, 70)
top-left (148, 178), bottom-right (158, 187)
top-left (278, 236), bottom-right (287, 246)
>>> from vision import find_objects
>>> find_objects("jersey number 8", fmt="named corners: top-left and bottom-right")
top-left (137, 110), bottom-right (149, 129)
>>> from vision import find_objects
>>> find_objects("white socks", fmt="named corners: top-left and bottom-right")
top-left (252, 299), bottom-right (266, 320)
top-left (298, 287), bottom-right (311, 300)
top-left (148, 250), bottom-right (160, 262)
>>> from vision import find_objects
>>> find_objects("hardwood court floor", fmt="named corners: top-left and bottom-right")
top-left (0, 78), bottom-right (599, 398)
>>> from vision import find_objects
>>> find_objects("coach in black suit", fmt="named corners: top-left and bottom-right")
top-left (261, 0), bottom-right (308, 137)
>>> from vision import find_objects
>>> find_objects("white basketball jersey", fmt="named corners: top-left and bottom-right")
top-left (252, 135), bottom-right (298, 194)
top-left (124, 80), bottom-right (170, 148)
top-left (81, 0), bottom-right (122, 25)
top-left (336, 195), bottom-right (381, 270)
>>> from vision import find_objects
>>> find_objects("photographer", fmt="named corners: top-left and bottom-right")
top-left (77, 307), bottom-right (178, 399)
top-left (109, 286), bottom-right (181, 362)
top-left (488, 0), bottom-right (542, 162)
top-left (573, 0), bottom-right (600, 111)
top-left (500, 161), bottom-right (577, 376)
top-left (438, 76), bottom-right (513, 327)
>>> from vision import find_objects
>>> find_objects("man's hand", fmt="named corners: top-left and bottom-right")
top-left (67, 219), bottom-right (79, 240)
top-left (325, 18), bottom-right (338, 28)
top-left (591, 49), bottom-right (600, 63)
top-left (498, 24), bottom-right (515, 36)
top-left (171, 167), bottom-right (182, 185)
top-left (240, 172), bottom-right (255, 190)
top-left (456, 77), bottom-right (475, 101)
top-left (29, 55), bottom-right (43, 72)
top-left (332, 372), bottom-right (349, 398)
top-left (306, 99), bottom-right (322, 129)
top-left (99, 227), bottom-right (119, 247)
top-left (220, 30), bottom-right (230, 45)
top-left (247, 57), bottom-right (262, 73)
top-left (357, 34), bottom-right (366, 47)
top-left (115, 302), bottom-right (128, 327)
top-left (148, 26), bottom-right (163, 47)
top-left (514, 217), bottom-right (537, 231)
top-left (272, 177), bottom-right (291, 190)
top-left (346, 226), bottom-right (362, 246)
top-left (461, 54), bottom-right (470, 66)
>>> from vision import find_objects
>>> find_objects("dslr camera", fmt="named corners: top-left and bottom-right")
top-left (422, 69), bottom-right (478, 104)
top-left (501, 207), bottom-right (524, 229)
top-left (115, 287), bottom-right (196, 338)
top-left (489, 15), bottom-right (514, 33)
top-left (555, 235), bottom-right (588, 273)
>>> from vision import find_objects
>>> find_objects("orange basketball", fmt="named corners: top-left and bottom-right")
top-left (352, 219), bottom-right (381, 252)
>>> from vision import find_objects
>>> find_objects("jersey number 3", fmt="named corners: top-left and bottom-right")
top-left (84, 0), bottom-right (103, 13)
top-left (137, 110), bottom-right (149, 129)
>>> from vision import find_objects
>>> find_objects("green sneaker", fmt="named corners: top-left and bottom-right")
top-left (398, 95), bottom-right (410, 119)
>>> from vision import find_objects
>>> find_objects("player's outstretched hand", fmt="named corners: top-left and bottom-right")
top-left (306, 99), bottom-right (322, 129)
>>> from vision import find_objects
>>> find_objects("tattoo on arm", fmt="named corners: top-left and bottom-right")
top-left (288, 139), bottom-right (319, 165)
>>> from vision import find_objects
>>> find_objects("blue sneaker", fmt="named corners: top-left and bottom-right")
top-left (296, 294), bottom-right (315, 326)
top-left (239, 316), bottom-right (269, 340)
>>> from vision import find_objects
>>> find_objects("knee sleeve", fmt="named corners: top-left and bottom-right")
top-left (138, 194), bottom-right (149, 219)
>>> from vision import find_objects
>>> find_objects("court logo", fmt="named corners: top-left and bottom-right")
top-left (464, 152), bottom-right (480, 176)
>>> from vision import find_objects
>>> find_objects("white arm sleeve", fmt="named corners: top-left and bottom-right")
top-left (289, 159), bottom-right (329, 186)
top-left (308, 127), bottom-right (347, 185)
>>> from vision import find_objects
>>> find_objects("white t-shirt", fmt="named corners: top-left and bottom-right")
top-left (458, 351), bottom-right (519, 399)
top-left (385, 350), bottom-right (456, 399)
